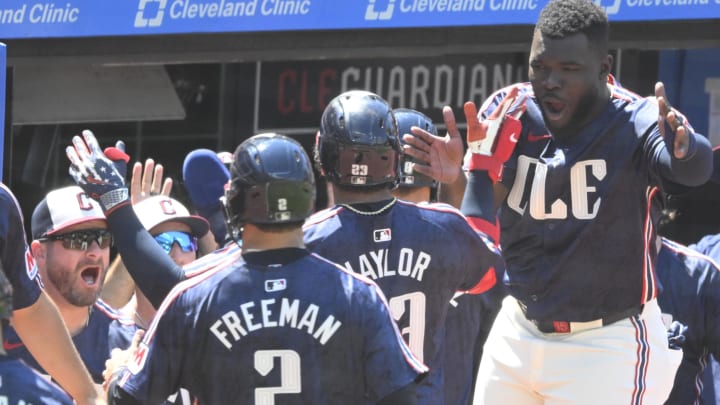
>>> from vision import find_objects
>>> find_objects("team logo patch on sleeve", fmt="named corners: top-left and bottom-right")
top-left (265, 279), bottom-right (287, 292)
top-left (24, 248), bottom-right (38, 280)
top-left (373, 228), bottom-right (391, 242)
top-left (129, 342), bottom-right (149, 375)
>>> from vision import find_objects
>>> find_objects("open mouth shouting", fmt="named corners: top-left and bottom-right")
top-left (80, 266), bottom-right (101, 287)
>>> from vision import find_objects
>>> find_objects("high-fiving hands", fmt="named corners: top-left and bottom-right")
top-left (130, 159), bottom-right (173, 205)
top-left (67, 130), bottom-right (129, 212)
top-left (465, 86), bottom-right (527, 183)
top-left (402, 86), bottom-right (527, 185)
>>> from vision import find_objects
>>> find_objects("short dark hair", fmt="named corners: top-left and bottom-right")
top-left (535, 0), bottom-right (609, 52)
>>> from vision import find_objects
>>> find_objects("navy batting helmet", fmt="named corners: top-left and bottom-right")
top-left (316, 90), bottom-right (401, 188)
top-left (394, 108), bottom-right (437, 188)
top-left (224, 133), bottom-right (316, 227)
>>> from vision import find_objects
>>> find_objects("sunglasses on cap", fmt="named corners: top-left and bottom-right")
top-left (153, 231), bottom-right (198, 254)
top-left (38, 229), bottom-right (113, 250)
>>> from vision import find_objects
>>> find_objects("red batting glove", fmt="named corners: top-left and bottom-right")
top-left (467, 86), bottom-right (527, 183)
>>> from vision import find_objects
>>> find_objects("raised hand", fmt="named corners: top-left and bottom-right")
top-left (467, 86), bottom-right (527, 156)
top-left (466, 86), bottom-right (527, 183)
top-left (400, 106), bottom-right (465, 185)
top-left (66, 130), bottom-right (129, 212)
top-left (655, 81), bottom-right (691, 159)
top-left (130, 159), bottom-right (173, 205)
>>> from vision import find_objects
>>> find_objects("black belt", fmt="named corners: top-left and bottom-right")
top-left (521, 303), bottom-right (643, 334)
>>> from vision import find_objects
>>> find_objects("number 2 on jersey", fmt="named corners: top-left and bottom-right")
top-left (254, 350), bottom-right (301, 405)
top-left (389, 291), bottom-right (426, 362)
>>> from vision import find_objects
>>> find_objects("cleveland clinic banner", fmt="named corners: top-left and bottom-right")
top-left (0, 0), bottom-right (718, 39)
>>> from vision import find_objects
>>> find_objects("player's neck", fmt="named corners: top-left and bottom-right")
top-left (391, 187), bottom-right (431, 204)
top-left (331, 186), bottom-right (395, 205)
top-left (241, 225), bottom-right (305, 252)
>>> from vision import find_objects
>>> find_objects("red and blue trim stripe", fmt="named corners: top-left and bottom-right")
top-left (641, 186), bottom-right (659, 303)
top-left (631, 314), bottom-right (650, 404)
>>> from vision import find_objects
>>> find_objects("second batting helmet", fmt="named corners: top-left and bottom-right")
top-left (316, 90), bottom-right (401, 188)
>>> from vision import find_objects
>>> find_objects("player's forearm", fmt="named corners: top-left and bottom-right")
top-left (461, 171), bottom-right (496, 220)
top-left (106, 204), bottom-right (185, 308)
top-left (12, 292), bottom-right (102, 404)
top-left (658, 131), bottom-right (712, 187)
top-left (100, 256), bottom-right (136, 309)
top-left (437, 166), bottom-right (467, 209)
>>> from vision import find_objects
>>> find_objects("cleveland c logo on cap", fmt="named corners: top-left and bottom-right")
top-left (159, 199), bottom-right (177, 216)
top-left (77, 192), bottom-right (95, 211)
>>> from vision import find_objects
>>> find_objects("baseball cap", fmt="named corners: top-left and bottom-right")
top-left (31, 186), bottom-right (106, 239)
top-left (182, 149), bottom-right (230, 211)
top-left (133, 196), bottom-right (209, 237)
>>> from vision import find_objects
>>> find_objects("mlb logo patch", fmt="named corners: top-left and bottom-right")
top-left (373, 228), bottom-right (391, 242)
top-left (265, 279), bottom-right (287, 292)
top-left (350, 176), bottom-right (367, 185)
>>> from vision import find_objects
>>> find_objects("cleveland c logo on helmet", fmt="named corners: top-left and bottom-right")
top-left (316, 90), bottom-right (401, 189)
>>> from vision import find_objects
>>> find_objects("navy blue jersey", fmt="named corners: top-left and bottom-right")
top-left (691, 233), bottom-right (720, 404)
top-left (442, 292), bottom-right (495, 405)
top-left (444, 270), bottom-right (507, 405)
top-left (489, 82), bottom-right (708, 322)
top-left (0, 184), bottom-right (40, 311)
top-left (303, 199), bottom-right (501, 404)
top-left (656, 238), bottom-right (720, 403)
top-left (4, 299), bottom-right (137, 383)
top-left (0, 356), bottom-right (74, 404)
top-left (117, 247), bottom-right (427, 404)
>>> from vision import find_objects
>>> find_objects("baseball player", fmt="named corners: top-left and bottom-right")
top-left (126, 195), bottom-right (209, 327)
top-left (689, 196), bottom-right (720, 405)
top-left (0, 259), bottom-right (74, 405)
top-left (392, 108), bottom-right (505, 405)
top-left (401, 0), bottom-right (713, 402)
top-left (94, 133), bottom-right (427, 404)
top-left (0, 183), bottom-right (103, 404)
top-left (3, 186), bottom-right (138, 384)
top-left (393, 108), bottom-right (439, 202)
top-left (304, 91), bottom-right (503, 404)
top-left (655, 237), bottom-right (720, 404)
top-left (110, 194), bottom-right (219, 405)
top-left (183, 148), bottom-right (233, 246)
top-left (96, 160), bottom-right (205, 405)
